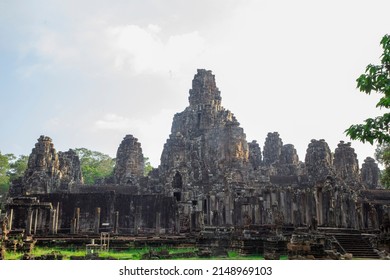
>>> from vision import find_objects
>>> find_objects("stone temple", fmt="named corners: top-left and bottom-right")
top-left (2, 69), bottom-right (390, 258)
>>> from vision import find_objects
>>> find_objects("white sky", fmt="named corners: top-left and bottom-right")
top-left (1, 0), bottom-right (389, 167)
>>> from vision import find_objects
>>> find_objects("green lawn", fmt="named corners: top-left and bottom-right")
top-left (3, 246), bottom-right (277, 260)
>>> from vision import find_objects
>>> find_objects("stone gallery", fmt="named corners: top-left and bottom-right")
top-left (2, 69), bottom-right (390, 258)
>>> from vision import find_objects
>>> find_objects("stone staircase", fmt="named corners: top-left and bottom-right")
top-left (333, 233), bottom-right (380, 259)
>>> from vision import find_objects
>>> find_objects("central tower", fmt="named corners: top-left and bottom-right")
top-left (159, 69), bottom-right (250, 196)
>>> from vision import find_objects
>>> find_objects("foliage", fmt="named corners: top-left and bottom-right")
top-left (345, 34), bottom-right (390, 144)
top-left (1, 153), bottom-right (28, 194)
top-left (8, 155), bottom-right (28, 181)
top-left (144, 157), bottom-right (154, 176)
top-left (375, 143), bottom-right (390, 189)
top-left (0, 151), bottom-right (10, 190)
top-left (74, 148), bottom-right (115, 184)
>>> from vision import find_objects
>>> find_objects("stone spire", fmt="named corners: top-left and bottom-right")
top-left (159, 69), bottom-right (249, 191)
top-left (188, 69), bottom-right (222, 108)
top-left (248, 140), bottom-right (262, 170)
top-left (361, 157), bottom-right (381, 189)
top-left (23, 136), bottom-right (61, 194)
top-left (305, 139), bottom-right (335, 182)
top-left (58, 149), bottom-right (84, 187)
top-left (22, 136), bottom-right (83, 194)
top-left (113, 135), bottom-right (144, 184)
top-left (263, 132), bottom-right (283, 166)
top-left (333, 141), bottom-right (360, 183)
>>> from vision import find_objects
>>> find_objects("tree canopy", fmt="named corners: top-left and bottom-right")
top-left (345, 34), bottom-right (390, 189)
top-left (345, 34), bottom-right (390, 144)
top-left (74, 148), bottom-right (115, 185)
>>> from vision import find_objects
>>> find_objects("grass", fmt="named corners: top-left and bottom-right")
top-left (2, 246), bottom-right (280, 260)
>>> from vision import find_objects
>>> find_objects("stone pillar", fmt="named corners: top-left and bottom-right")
top-left (341, 196), bottom-right (347, 227)
top-left (95, 207), bottom-right (101, 234)
top-left (156, 212), bottom-right (161, 235)
top-left (224, 194), bottom-right (233, 225)
top-left (8, 208), bottom-right (13, 231)
top-left (315, 188), bottom-right (323, 225)
top-left (207, 196), bottom-right (212, 226)
top-left (33, 209), bottom-right (39, 234)
top-left (134, 206), bottom-right (141, 235)
top-left (75, 208), bottom-right (80, 233)
top-left (70, 218), bottom-right (77, 234)
top-left (50, 209), bottom-right (56, 234)
top-left (26, 208), bottom-right (34, 236)
top-left (175, 213), bottom-right (180, 234)
top-left (113, 211), bottom-right (119, 234)
top-left (55, 203), bottom-right (60, 234)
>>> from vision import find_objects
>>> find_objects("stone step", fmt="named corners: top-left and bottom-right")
top-left (334, 234), bottom-right (379, 259)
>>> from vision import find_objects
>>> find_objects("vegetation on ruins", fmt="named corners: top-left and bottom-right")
top-left (375, 143), bottom-right (390, 188)
top-left (345, 34), bottom-right (390, 188)
top-left (144, 157), bottom-right (154, 176)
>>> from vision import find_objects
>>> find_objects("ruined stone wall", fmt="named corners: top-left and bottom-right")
top-left (34, 193), bottom-right (178, 234)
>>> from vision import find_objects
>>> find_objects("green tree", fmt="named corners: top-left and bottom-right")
top-left (345, 34), bottom-right (390, 144)
top-left (345, 34), bottom-right (390, 188)
top-left (0, 152), bottom-right (11, 192)
top-left (144, 157), bottom-right (154, 176)
top-left (74, 148), bottom-right (115, 184)
top-left (8, 155), bottom-right (28, 181)
top-left (375, 143), bottom-right (390, 188)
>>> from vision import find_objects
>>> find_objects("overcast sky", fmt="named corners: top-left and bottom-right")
top-left (1, 0), bottom-right (389, 167)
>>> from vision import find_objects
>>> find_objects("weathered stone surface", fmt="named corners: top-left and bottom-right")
top-left (361, 157), bottom-right (381, 189)
top-left (113, 135), bottom-right (144, 184)
top-left (159, 69), bottom-right (250, 193)
top-left (305, 139), bottom-right (335, 182)
top-left (58, 149), bottom-right (83, 187)
top-left (248, 140), bottom-right (262, 170)
top-left (274, 144), bottom-right (302, 177)
top-left (280, 144), bottom-right (299, 165)
top-left (263, 132), bottom-right (283, 166)
top-left (23, 136), bottom-right (62, 194)
top-left (333, 141), bottom-right (360, 185)
top-left (21, 136), bottom-right (83, 194)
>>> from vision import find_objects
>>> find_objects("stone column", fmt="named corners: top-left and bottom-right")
top-left (70, 218), bottom-right (77, 234)
top-left (7, 208), bottom-right (13, 231)
top-left (95, 207), bottom-right (101, 234)
top-left (75, 208), bottom-right (80, 233)
top-left (315, 188), bottom-right (323, 225)
top-left (134, 206), bottom-right (141, 235)
top-left (26, 208), bottom-right (34, 236)
top-left (33, 209), bottom-right (39, 234)
top-left (156, 212), bottom-right (161, 235)
top-left (55, 203), bottom-right (60, 234)
top-left (50, 209), bottom-right (57, 234)
top-left (113, 211), bottom-right (119, 234)
top-left (175, 213), bottom-right (180, 234)
top-left (224, 194), bottom-right (233, 225)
